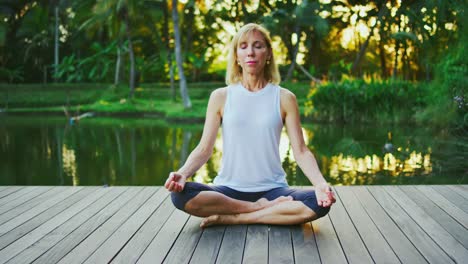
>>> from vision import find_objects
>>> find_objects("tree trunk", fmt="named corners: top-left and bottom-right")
top-left (124, 11), bottom-right (136, 99)
top-left (54, 6), bottom-right (59, 81)
top-left (379, 39), bottom-right (388, 79)
top-left (184, 4), bottom-right (194, 56)
top-left (163, 0), bottom-right (176, 101)
top-left (403, 43), bottom-right (408, 80)
top-left (392, 17), bottom-right (401, 78)
top-left (351, 3), bottom-right (387, 75)
top-left (114, 42), bottom-right (121, 86)
top-left (285, 25), bottom-right (300, 82)
top-left (393, 41), bottom-right (399, 78)
top-left (172, 0), bottom-right (191, 109)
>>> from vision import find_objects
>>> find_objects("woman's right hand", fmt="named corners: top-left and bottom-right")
top-left (164, 172), bottom-right (186, 192)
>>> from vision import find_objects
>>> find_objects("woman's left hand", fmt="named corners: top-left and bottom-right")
top-left (316, 183), bottom-right (336, 207)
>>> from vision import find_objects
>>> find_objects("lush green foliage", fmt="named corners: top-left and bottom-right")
top-left (305, 80), bottom-right (427, 123)
top-left (0, 1), bottom-right (464, 84)
top-left (417, 36), bottom-right (467, 126)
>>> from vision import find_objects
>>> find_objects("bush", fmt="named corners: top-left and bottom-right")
top-left (417, 39), bottom-right (467, 126)
top-left (306, 80), bottom-right (427, 123)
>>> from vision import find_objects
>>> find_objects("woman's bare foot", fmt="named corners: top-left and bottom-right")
top-left (255, 196), bottom-right (293, 210)
top-left (200, 215), bottom-right (234, 228)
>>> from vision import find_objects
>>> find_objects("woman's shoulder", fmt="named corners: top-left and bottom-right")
top-left (208, 87), bottom-right (228, 108)
top-left (279, 87), bottom-right (296, 102)
top-left (210, 87), bottom-right (228, 98)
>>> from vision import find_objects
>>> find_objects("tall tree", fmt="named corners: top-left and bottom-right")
top-left (262, 0), bottom-right (329, 81)
top-left (172, 0), bottom-right (191, 109)
top-left (163, 0), bottom-right (175, 101)
top-left (350, 1), bottom-right (388, 76)
top-left (120, 5), bottom-right (136, 99)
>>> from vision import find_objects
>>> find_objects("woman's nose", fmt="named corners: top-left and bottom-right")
top-left (247, 46), bottom-right (254, 56)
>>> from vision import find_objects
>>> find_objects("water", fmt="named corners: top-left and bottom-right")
top-left (0, 116), bottom-right (466, 186)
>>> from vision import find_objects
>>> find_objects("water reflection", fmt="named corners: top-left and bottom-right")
top-left (0, 117), bottom-right (464, 186)
top-left (322, 151), bottom-right (432, 185)
top-left (62, 144), bottom-right (78, 185)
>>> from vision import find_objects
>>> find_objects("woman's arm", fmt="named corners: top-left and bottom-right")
top-left (281, 89), bottom-right (335, 206)
top-left (165, 88), bottom-right (226, 192)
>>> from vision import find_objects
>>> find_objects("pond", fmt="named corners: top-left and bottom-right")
top-left (0, 116), bottom-right (466, 186)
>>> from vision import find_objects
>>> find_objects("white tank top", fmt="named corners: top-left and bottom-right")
top-left (213, 83), bottom-right (288, 192)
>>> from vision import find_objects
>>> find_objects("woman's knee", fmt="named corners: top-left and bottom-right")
top-left (171, 192), bottom-right (188, 211)
top-left (170, 182), bottom-right (211, 211)
top-left (302, 194), bottom-right (331, 220)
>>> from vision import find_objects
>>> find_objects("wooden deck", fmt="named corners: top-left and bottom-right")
top-left (0, 185), bottom-right (467, 264)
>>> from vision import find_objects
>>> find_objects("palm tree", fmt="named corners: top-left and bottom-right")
top-left (80, 0), bottom-right (138, 98)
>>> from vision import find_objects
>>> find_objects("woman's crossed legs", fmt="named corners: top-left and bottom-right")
top-left (171, 182), bottom-right (330, 228)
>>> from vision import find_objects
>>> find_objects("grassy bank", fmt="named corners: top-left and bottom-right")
top-left (0, 82), bottom-right (311, 121)
top-left (0, 80), bottom-right (437, 124)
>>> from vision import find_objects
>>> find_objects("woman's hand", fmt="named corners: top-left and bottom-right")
top-left (164, 172), bottom-right (186, 192)
top-left (316, 183), bottom-right (336, 207)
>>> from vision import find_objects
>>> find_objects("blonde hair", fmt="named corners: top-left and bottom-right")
top-left (226, 23), bottom-right (281, 85)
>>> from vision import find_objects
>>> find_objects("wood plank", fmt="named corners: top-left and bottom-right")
top-left (401, 186), bottom-right (468, 248)
top-left (368, 186), bottom-right (454, 263)
top-left (312, 214), bottom-right (347, 264)
top-left (7, 187), bottom-right (125, 264)
top-left (329, 187), bottom-right (374, 263)
top-left (384, 186), bottom-right (468, 264)
top-left (112, 195), bottom-right (176, 263)
top-left (0, 187), bottom-right (24, 200)
top-left (334, 186), bottom-right (396, 263)
top-left (291, 222), bottom-right (320, 264)
top-left (0, 187), bottom-right (104, 263)
top-left (136, 209), bottom-right (190, 264)
top-left (189, 225), bottom-right (225, 264)
top-left (162, 216), bottom-right (203, 264)
top-left (0, 187), bottom-right (66, 224)
top-left (0, 187), bottom-right (83, 248)
top-left (242, 225), bottom-right (268, 264)
top-left (416, 185), bottom-right (468, 229)
top-left (84, 188), bottom-right (169, 263)
top-left (433, 185), bottom-right (468, 213)
top-left (0, 187), bottom-right (39, 207)
top-left (291, 186), bottom-right (320, 264)
top-left (268, 225), bottom-right (294, 264)
top-left (57, 187), bottom-right (156, 264)
top-left (0, 187), bottom-right (52, 215)
top-left (448, 185), bottom-right (468, 200)
top-left (216, 225), bottom-right (247, 264)
top-left (352, 186), bottom-right (427, 264)
top-left (32, 187), bottom-right (136, 264)
top-left (0, 185), bottom-right (465, 264)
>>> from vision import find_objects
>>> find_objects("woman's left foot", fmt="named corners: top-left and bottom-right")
top-left (200, 215), bottom-right (221, 228)
top-left (200, 214), bottom-right (239, 228)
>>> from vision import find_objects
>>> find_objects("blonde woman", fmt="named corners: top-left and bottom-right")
top-left (165, 23), bottom-right (335, 228)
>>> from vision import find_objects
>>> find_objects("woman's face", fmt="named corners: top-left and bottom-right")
top-left (236, 30), bottom-right (271, 77)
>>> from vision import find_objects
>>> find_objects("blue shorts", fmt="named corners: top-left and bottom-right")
top-left (171, 182), bottom-right (330, 219)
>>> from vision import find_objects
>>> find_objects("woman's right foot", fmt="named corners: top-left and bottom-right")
top-left (255, 196), bottom-right (293, 210)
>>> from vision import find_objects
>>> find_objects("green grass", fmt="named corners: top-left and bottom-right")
top-left (1, 80), bottom-right (429, 124)
top-left (0, 81), bottom-right (313, 121)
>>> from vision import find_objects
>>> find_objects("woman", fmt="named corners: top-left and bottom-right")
top-left (165, 23), bottom-right (335, 228)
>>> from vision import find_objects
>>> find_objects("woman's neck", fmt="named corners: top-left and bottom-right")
top-left (241, 75), bottom-right (268, 92)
